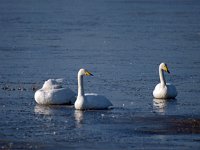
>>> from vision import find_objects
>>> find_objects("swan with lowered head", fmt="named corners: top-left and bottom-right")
top-left (34, 79), bottom-right (76, 105)
top-left (75, 69), bottom-right (113, 110)
top-left (153, 63), bottom-right (177, 99)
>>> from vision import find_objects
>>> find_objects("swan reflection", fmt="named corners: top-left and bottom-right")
top-left (74, 110), bottom-right (84, 128)
top-left (34, 105), bottom-right (54, 115)
top-left (153, 98), bottom-right (177, 114)
top-left (153, 99), bottom-right (167, 114)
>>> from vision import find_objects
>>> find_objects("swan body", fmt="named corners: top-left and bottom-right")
top-left (34, 79), bottom-right (76, 105)
top-left (153, 63), bottom-right (177, 99)
top-left (74, 69), bottom-right (113, 110)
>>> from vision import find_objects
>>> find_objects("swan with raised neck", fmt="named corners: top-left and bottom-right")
top-left (153, 63), bottom-right (177, 99)
top-left (75, 68), bottom-right (112, 110)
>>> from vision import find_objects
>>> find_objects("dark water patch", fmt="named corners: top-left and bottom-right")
top-left (134, 116), bottom-right (200, 135)
top-left (1, 83), bottom-right (40, 92)
top-left (0, 139), bottom-right (46, 150)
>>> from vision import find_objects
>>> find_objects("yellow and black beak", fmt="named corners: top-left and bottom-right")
top-left (163, 65), bottom-right (170, 74)
top-left (85, 71), bottom-right (94, 76)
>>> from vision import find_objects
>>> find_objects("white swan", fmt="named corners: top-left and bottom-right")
top-left (34, 79), bottom-right (76, 105)
top-left (74, 69), bottom-right (113, 110)
top-left (153, 63), bottom-right (177, 99)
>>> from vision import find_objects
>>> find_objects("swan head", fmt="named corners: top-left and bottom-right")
top-left (78, 68), bottom-right (94, 76)
top-left (160, 63), bottom-right (170, 73)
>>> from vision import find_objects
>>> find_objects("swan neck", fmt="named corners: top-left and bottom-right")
top-left (159, 67), bottom-right (166, 86)
top-left (78, 74), bottom-right (84, 96)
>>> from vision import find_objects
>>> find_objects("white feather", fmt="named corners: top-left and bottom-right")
top-left (34, 79), bottom-right (76, 105)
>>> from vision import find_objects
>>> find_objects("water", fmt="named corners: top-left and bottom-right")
top-left (0, 0), bottom-right (200, 149)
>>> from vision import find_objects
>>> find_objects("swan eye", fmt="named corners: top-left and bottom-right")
top-left (85, 71), bottom-right (93, 76)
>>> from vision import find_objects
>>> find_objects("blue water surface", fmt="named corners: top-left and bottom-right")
top-left (0, 0), bottom-right (200, 149)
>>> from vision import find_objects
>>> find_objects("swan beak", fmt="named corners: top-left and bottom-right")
top-left (85, 71), bottom-right (94, 76)
top-left (163, 65), bottom-right (170, 74)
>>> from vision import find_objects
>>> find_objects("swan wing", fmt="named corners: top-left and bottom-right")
top-left (42, 79), bottom-right (65, 90)
top-left (153, 83), bottom-right (167, 99)
top-left (153, 83), bottom-right (177, 99)
top-left (166, 83), bottom-right (177, 98)
top-left (85, 93), bottom-right (113, 109)
top-left (35, 88), bottom-right (76, 105)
